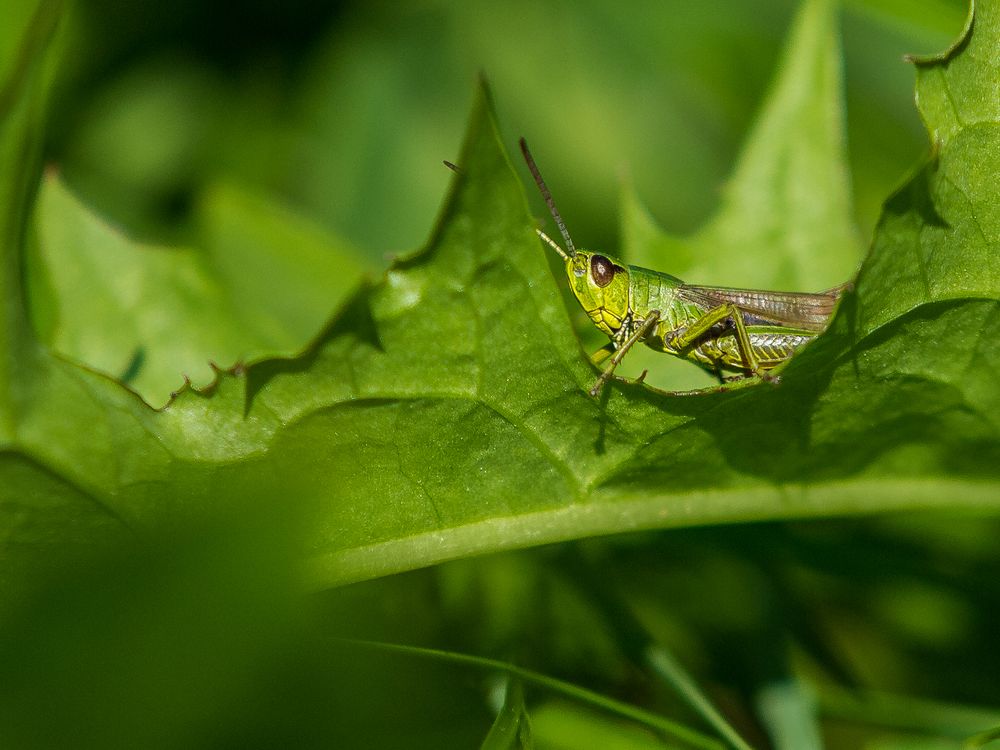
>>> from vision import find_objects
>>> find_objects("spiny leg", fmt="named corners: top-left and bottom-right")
top-left (670, 303), bottom-right (761, 376)
top-left (589, 311), bottom-right (661, 397)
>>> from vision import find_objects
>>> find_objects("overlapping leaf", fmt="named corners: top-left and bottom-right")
top-left (0, 0), bottom-right (997, 601)
top-left (29, 176), bottom-right (367, 406)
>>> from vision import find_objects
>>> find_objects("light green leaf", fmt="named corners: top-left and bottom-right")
top-left (29, 175), bottom-right (368, 406)
top-left (482, 678), bottom-right (533, 750)
top-left (625, 0), bottom-right (863, 291)
top-left (858, 0), bottom-right (1000, 334)
top-left (755, 680), bottom-right (823, 750)
top-left (964, 725), bottom-right (1000, 749)
top-left (913, 1), bottom-right (997, 149)
top-left (531, 701), bottom-right (687, 750)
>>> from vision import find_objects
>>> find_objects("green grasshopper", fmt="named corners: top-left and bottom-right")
top-left (519, 138), bottom-right (847, 397)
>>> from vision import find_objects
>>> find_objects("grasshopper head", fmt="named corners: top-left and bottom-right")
top-left (567, 251), bottom-right (630, 336)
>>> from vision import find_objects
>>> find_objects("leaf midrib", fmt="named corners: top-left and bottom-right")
top-left (306, 475), bottom-right (1000, 589)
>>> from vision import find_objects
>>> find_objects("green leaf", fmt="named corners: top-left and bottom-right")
top-left (2, 0), bottom-right (998, 606)
top-left (965, 726), bottom-right (1000, 749)
top-left (645, 647), bottom-right (754, 750)
top-left (818, 685), bottom-right (1000, 743)
top-left (530, 701), bottom-right (688, 750)
top-left (481, 678), bottom-right (533, 750)
top-left (859, 0), bottom-right (1000, 335)
top-left (341, 640), bottom-right (721, 750)
top-left (1, 0), bottom-right (62, 436)
top-left (29, 175), bottom-right (368, 406)
top-left (284, 0), bottom-right (995, 586)
top-left (0, 514), bottom-right (302, 749)
top-left (755, 680), bottom-right (823, 750)
top-left (2, 6), bottom-right (999, 747)
top-left (624, 0), bottom-right (863, 291)
top-left (912, 1), bottom-right (998, 149)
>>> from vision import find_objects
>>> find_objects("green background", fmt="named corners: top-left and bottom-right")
top-left (4, 1), bottom-right (1000, 749)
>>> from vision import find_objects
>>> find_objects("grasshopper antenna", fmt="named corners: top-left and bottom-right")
top-left (536, 228), bottom-right (571, 260)
top-left (443, 160), bottom-right (461, 173)
top-left (519, 137), bottom-right (576, 257)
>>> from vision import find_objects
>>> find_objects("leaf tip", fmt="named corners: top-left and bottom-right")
top-left (906, 0), bottom-right (975, 68)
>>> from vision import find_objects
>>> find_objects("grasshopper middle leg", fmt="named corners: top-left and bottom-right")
top-left (670, 303), bottom-right (763, 376)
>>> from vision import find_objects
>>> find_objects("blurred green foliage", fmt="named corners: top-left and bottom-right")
top-left (3, 1), bottom-right (1000, 750)
top-left (49, 0), bottom-right (966, 257)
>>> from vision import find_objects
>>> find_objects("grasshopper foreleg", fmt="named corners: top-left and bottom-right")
top-left (589, 311), bottom-right (661, 397)
top-left (669, 303), bottom-right (762, 376)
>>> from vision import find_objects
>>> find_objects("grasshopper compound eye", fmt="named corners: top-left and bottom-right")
top-left (590, 255), bottom-right (616, 287)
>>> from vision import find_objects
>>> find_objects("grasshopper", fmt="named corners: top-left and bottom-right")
top-left (519, 138), bottom-right (847, 397)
